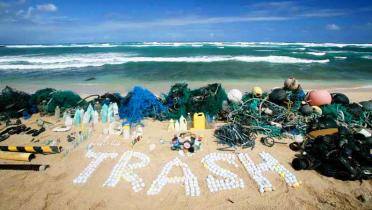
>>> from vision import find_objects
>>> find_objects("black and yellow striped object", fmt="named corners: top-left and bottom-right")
top-left (0, 146), bottom-right (62, 154)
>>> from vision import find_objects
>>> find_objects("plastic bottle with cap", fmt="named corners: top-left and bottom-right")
top-left (123, 124), bottom-right (130, 140)
top-left (179, 116), bottom-right (187, 131)
top-left (186, 113), bottom-right (192, 130)
top-left (54, 106), bottom-right (60, 121)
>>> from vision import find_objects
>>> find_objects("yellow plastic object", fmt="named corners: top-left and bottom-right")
top-left (307, 128), bottom-right (338, 139)
top-left (0, 146), bottom-right (62, 154)
top-left (192, 113), bottom-right (206, 129)
top-left (312, 106), bottom-right (322, 115)
top-left (252, 86), bottom-right (263, 97)
top-left (0, 151), bottom-right (35, 162)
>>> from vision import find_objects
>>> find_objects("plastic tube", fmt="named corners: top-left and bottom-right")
top-left (0, 164), bottom-right (48, 171)
top-left (0, 151), bottom-right (35, 161)
top-left (0, 146), bottom-right (62, 154)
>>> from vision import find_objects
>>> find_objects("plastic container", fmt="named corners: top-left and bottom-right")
top-left (179, 116), bottom-right (187, 131)
top-left (186, 113), bottom-right (192, 130)
top-left (193, 113), bottom-right (206, 130)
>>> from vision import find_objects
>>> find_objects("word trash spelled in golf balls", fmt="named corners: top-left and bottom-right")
top-left (147, 158), bottom-right (200, 196)
top-left (73, 151), bottom-right (300, 195)
top-left (103, 151), bottom-right (150, 192)
top-left (238, 152), bottom-right (300, 193)
top-left (202, 153), bottom-right (244, 192)
top-left (73, 149), bottom-right (118, 184)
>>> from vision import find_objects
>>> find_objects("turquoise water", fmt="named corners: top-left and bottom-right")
top-left (0, 42), bottom-right (371, 85)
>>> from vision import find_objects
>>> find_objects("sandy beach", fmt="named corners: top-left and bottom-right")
top-left (1, 0), bottom-right (372, 209)
top-left (0, 89), bottom-right (371, 210)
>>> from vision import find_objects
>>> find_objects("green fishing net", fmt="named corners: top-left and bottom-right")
top-left (322, 104), bottom-right (353, 123)
top-left (164, 83), bottom-right (191, 119)
top-left (30, 88), bottom-right (56, 105)
top-left (0, 86), bottom-right (31, 117)
top-left (187, 83), bottom-right (228, 116)
top-left (164, 83), bottom-right (228, 118)
top-left (45, 90), bottom-right (83, 113)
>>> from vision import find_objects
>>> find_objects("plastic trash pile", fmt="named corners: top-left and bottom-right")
top-left (119, 86), bottom-right (167, 124)
top-left (163, 83), bottom-right (227, 119)
top-left (215, 78), bottom-right (372, 152)
top-left (290, 116), bottom-right (372, 180)
top-left (170, 132), bottom-right (202, 153)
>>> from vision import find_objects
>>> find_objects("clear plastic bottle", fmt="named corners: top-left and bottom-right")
top-left (186, 113), bottom-right (192, 130)
top-left (54, 106), bottom-right (60, 121)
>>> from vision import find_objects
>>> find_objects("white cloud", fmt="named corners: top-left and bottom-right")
top-left (326, 24), bottom-right (340, 31)
top-left (36, 3), bottom-right (57, 12)
top-left (25, 6), bottom-right (34, 18)
top-left (300, 10), bottom-right (348, 18)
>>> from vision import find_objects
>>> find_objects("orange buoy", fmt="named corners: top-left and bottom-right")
top-left (306, 90), bottom-right (332, 106)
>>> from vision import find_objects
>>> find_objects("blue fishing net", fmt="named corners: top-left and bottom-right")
top-left (119, 86), bottom-right (167, 124)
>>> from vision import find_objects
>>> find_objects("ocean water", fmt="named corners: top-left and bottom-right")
top-left (0, 42), bottom-right (371, 92)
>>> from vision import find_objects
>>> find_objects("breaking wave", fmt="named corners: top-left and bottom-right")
top-left (306, 52), bottom-right (326, 56)
top-left (0, 53), bottom-right (329, 70)
top-left (362, 55), bottom-right (372, 60)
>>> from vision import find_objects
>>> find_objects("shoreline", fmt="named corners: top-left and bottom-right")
top-left (1, 79), bottom-right (371, 101)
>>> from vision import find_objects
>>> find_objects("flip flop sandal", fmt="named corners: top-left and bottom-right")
top-left (23, 127), bottom-right (31, 132)
top-left (8, 126), bottom-right (22, 135)
top-left (0, 126), bottom-right (17, 135)
top-left (67, 135), bottom-right (75, 142)
top-left (0, 133), bottom-right (10, 142)
top-left (15, 125), bottom-right (27, 134)
top-left (26, 129), bottom-right (38, 135)
top-left (32, 127), bottom-right (46, 137)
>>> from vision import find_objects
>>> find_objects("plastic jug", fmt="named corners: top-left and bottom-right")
top-left (193, 113), bottom-right (206, 129)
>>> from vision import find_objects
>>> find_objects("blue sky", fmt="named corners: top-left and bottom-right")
top-left (0, 0), bottom-right (371, 44)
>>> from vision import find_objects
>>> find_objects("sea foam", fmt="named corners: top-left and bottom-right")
top-left (0, 53), bottom-right (330, 70)
top-left (306, 52), bottom-right (326, 56)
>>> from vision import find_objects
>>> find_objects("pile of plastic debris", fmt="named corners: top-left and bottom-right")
top-left (290, 116), bottom-right (372, 180)
top-left (163, 83), bottom-right (191, 119)
top-left (119, 86), bottom-right (167, 124)
top-left (45, 90), bottom-right (83, 113)
top-left (163, 83), bottom-right (228, 119)
top-left (170, 132), bottom-right (203, 153)
top-left (0, 86), bottom-right (32, 118)
top-left (215, 78), bottom-right (372, 150)
top-left (215, 90), bottom-right (313, 149)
